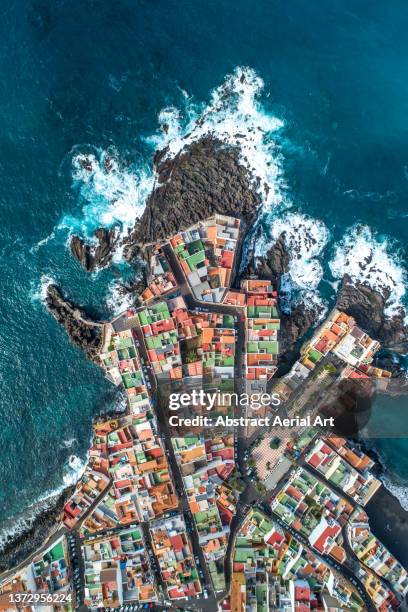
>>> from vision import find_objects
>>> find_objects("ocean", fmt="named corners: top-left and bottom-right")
top-left (1, 0), bottom-right (408, 544)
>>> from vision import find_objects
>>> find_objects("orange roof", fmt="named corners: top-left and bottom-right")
top-left (207, 226), bottom-right (217, 242)
top-left (330, 544), bottom-right (346, 563)
top-left (187, 361), bottom-right (203, 376)
top-left (189, 500), bottom-right (200, 514)
top-left (220, 250), bottom-right (234, 268)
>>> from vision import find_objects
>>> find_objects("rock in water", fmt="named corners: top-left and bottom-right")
top-left (266, 233), bottom-right (290, 280)
top-left (45, 284), bottom-right (102, 362)
top-left (70, 227), bottom-right (118, 272)
top-left (336, 275), bottom-right (408, 349)
top-left (242, 232), bottom-right (290, 282)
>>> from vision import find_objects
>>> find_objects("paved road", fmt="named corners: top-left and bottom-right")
top-left (262, 504), bottom-right (376, 612)
top-left (1, 239), bottom-right (379, 612)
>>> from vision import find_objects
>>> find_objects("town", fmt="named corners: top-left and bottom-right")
top-left (1, 215), bottom-right (407, 612)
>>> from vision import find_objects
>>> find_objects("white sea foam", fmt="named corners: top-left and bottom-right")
top-left (268, 213), bottom-right (329, 289)
top-left (329, 225), bottom-right (407, 318)
top-left (60, 150), bottom-right (155, 238)
top-left (30, 274), bottom-right (56, 303)
top-left (30, 230), bottom-right (56, 253)
top-left (106, 280), bottom-right (136, 315)
top-left (256, 212), bottom-right (329, 313)
top-left (64, 66), bottom-right (286, 277)
top-left (63, 454), bottom-right (86, 487)
top-left (0, 455), bottom-right (85, 552)
top-left (60, 437), bottom-right (77, 449)
top-left (148, 66), bottom-right (285, 210)
top-left (301, 290), bottom-right (328, 322)
top-left (381, 475), bottom-right (408, 511)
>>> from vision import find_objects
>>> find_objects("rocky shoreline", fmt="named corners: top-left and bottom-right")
top-left (249, 234), bottom-right (408, 372)
top-left (336, 275), bottom-right (408, 350)
top-left (66, 135), bottom-right (408, 361)
top-left (0, 487), bottom-right (74, 574)
top-left (366, 486), bottom-right (408, 569)
top-left (45, 284), bottom-right (103, 363)
top-left (70, 136), bottom-right (262, 271)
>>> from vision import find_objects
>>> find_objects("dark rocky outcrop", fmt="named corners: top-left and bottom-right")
top-left (279, 305), bottom-right (317, 357)
top-left (70, 227), bottom-right (118, 272)
top-left (242, 232), bottom-right (290, 283)
top-left (0, 487), bottom-right (74, 573)
top-left (243, 232), bottom-right (317, 360)
top-left (336, 275), bottom-right (408, 349)
top-left (45, 284), bottom-right (103, 362)
top-left (70, 137), bottom-right (262, 269)
top-left (265, 233), bottom-right (290, 281)
top-left (124, 136), bottom-right (261, 260)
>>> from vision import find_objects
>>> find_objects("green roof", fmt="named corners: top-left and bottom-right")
top-left (187, 250), bottom-right (206, 270)
top-left (308, 348), bottom-right (323, 363)
top-left (187, 239), bottom-right (204, 254)
top-left (234, 548), bottom-right (255, 562)
top-left (114, 337), bottom-right (134, 349)
top-left (49, 541), bottom-right (64, 561)
top-left (138, 310), bottom-right (149, 326)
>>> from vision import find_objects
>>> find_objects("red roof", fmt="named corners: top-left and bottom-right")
top-left (267, 530), bottom-right (285, 548)
top-left (169, 534), bottom-right (184, 552)
top-left (295, 586), bottom-right (311, 601)
top-left (320, 443), bottom-right (332, 454)
top-left (220, 250), bottom-right (234, 268)
top-left (185, 583), bottom-right (198, 597)
top-left (213, 448), bottom-right (234, 460)
top-left (311, 522), bottom-right (340, 553)
top-left (168, 586), bottom-right (183, 599)
top-left (148, 447), bottom-right (164, 458)
top-left (307, 453), bottom-right (322, 469)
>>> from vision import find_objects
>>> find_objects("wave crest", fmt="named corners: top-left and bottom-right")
top-left (59, 150), bottom-right (154, 238)
top-left (381, 475), bottom-right (408, 511)
top-left (255, 212), bottom-right (329, 314)
top-left (151, 67), bottom-right (285, 209)
top-left (329, 225), bottom-right (407, 318)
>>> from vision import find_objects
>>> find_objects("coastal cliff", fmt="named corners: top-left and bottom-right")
top-left (45, 284), bottom-right (103, 362)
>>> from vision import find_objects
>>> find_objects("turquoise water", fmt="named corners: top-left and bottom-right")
top-left (1, 0), bottom-right (408, 536)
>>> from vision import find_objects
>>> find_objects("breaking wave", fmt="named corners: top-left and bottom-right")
top-left (60, 150), bottom-right (154, 238)
top-left (65, 67), bottom-right (285, 253)
top-left (148, 66), bottom-right (285, 209)
top-left (255, 212), bottom-right (329, 314)
top-left (329, 225), bottom-right (407, 318)
top-left (269, 213), bottom-right (329, 289)
top-left (29, 274), bottom-right (56, 304)
top-left (60, 437), bottom-right (77, 449)
top-left (63, 454), bottom-right (86, 486)
top-left (30, 231), bottom-right (56, 253)
top-left (105, 280), bottom-right (136, 315)
top-left (0, 455), bottom-right (85, 552)
top-left (381, 474), bottom-right (408, 512)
